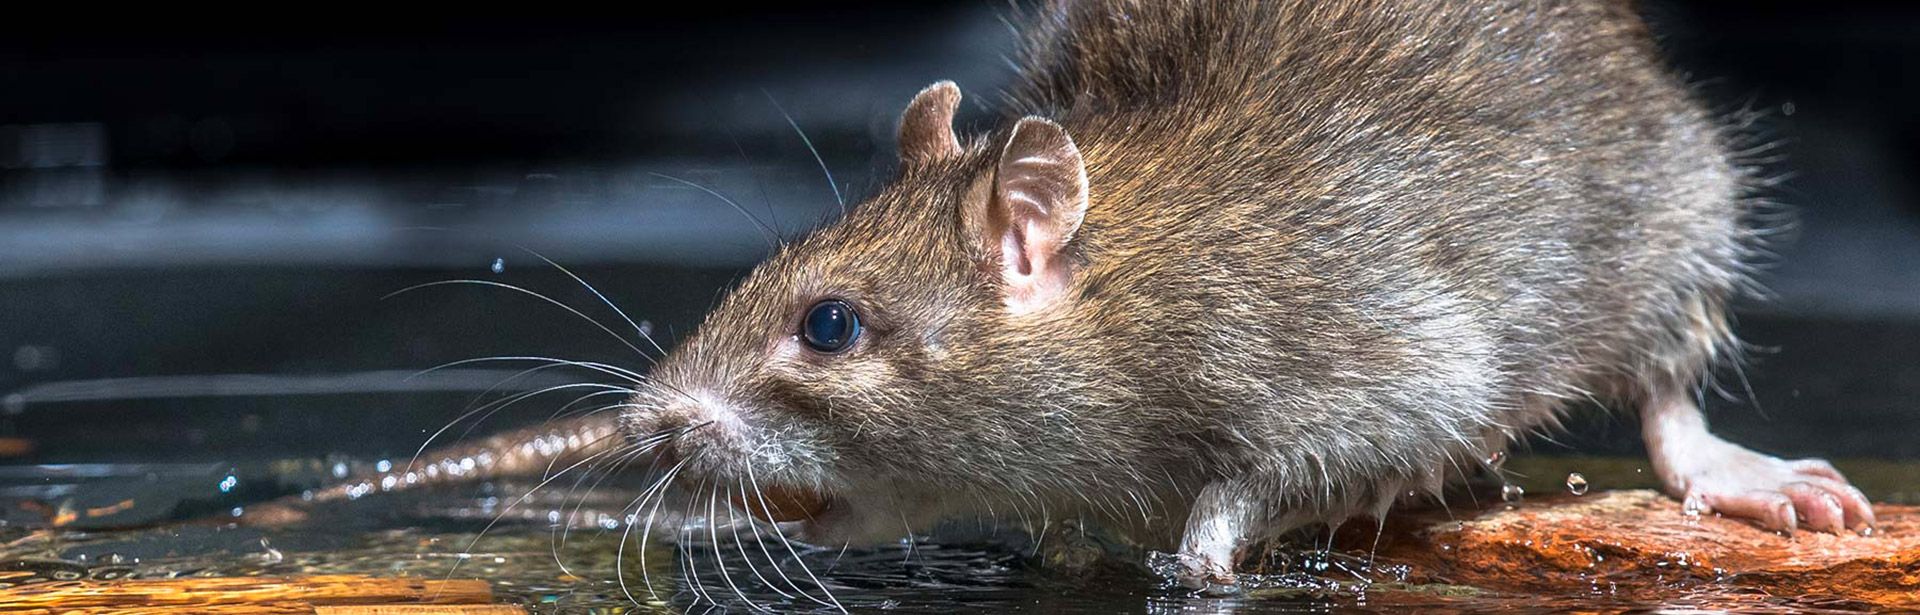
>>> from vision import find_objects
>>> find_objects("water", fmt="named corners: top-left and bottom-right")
top-left (2, 458), bottom-right (1910, 613)
top-left (1566, 472), bottom-right (1590, 496)
top-left (1501, 483), bottom-right (1525, 507)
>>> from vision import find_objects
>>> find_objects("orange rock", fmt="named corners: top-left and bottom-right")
top-left (1349, 490), bottom-right (1920, 611)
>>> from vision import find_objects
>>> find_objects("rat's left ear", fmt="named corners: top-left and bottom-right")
top-left (981, 116), bottom-right (1088, 315)
top-left (898, 81), bottom-right (963, 166)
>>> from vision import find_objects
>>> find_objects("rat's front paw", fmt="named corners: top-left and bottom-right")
top-left (1661, 445), bottom-right (1875, 534)
top-left (1148, 551), bottom-right (1240, 594)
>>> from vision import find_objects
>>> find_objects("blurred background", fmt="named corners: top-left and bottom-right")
top-left (0, 3), bottom-right (1916, 523)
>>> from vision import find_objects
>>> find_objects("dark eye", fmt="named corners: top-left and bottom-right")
top-left (801, 299), bottom-right (861, 354)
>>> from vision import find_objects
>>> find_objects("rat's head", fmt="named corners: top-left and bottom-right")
top-left (622, 82), bottom-right (1102, 539)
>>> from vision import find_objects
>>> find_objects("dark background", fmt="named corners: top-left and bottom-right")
top-left (1, 3), bottom-right (1916, 476)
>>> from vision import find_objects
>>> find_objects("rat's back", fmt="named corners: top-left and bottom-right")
top-left (1012, 0), bottom-right (1752, 454)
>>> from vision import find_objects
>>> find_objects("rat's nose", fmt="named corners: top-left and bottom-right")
top-left (626, 391), bottom-right (735, 467)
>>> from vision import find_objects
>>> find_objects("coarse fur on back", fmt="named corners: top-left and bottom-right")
top-left (620, 0), bottom-right (1763, 574)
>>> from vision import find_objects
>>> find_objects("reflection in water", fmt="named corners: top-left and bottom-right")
top-left (0, 460), bottom-right (1906, 613)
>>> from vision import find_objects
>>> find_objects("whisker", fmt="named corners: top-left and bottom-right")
top-left (440, 444), bottom-right (627, 583)
top-left (538, 428), bottom-right (627, 482)
top-left (708, 483), bottom-right (766, 612)
top-left (680, 479), bottom-right (716, 608)
top-left (627, 457), bottom-right (689, 605)
top-left (638, 470), bottom-right (682, 604)
top-left (452, 383), bottom-right (635, 448)
top-left (708, 111), bottom-right (785, 242)
top-left (762, 89), bottom-right (845, 215)
top-left (545, 392), bottom-right (640, 427)
top-left (564, 436), bottom-right (670, 564)
top-left (736, 481), bottom-right (809, 602)
top-left (408, 382), bottom-right (630, 475)
top-left (384, 280), bottom-right (655, 362)
top-left (647, 172), bottom-right (780, 249)
top-left (410, 354), bottom-right (703, 411)
top-left (546, 437), bottom-right (658, 576)
top-left (413, 355), bottom-right (648, 387)
top-left (746, 463), bottom-right (844, 612)
top-left (521, 248), bottom-right (674, 357)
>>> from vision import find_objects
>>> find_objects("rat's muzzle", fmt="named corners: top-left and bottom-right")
top-left (625, 390), bottom-right (832, 523)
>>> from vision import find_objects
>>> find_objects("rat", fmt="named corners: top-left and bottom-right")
top-left (291, 0), bottom-right (1875, 591)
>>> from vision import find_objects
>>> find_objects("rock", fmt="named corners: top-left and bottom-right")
top-left (1345, 489), bottom-right (1919, 611)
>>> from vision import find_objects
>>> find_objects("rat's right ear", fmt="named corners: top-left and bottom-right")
top-left (973, 116), bottom-right (1088, 316)
top-left (897, 81), bottom-right (963, 166)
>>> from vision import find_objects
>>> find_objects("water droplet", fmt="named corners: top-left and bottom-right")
top-left (1501, 483), bottom-right (1525, 506)
top-left (375, 459), bottom-right (393, 473)
top-left (1486, 451), bottom-right (1507, 470)
top-left (229, 506), bottom-right (245, 517)
top-left (1565, 472), bottom-right (1589, 496)
top-left (1781, 101), bottom-right (1797, 116)
top-left (259, 538), bottom-right (284, 564)
top-left (330, 462), bottom-right (349, 478)
top-left (638, 320), bottom-right (655, 337)
top-left (1, 394), bottom-right (23, 415)
top-left (217, 474), bottom-right (238, 493)
top-left (490, 258), bottom-right (506, 274)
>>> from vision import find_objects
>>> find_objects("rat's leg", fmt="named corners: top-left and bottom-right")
top-left (1640, 386), bottom-right (1875, 533)
top-left (1170, 477), bottom-right (1303, 589)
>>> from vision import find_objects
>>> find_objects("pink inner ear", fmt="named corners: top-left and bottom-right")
top-left (990, 116), bottom-right (1087, 315)
top-left (1005, 222), bottom-right (1032, 277)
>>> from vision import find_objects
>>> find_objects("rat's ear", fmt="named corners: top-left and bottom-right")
top-left (982, 116), bottom-right (1088, 315)
top-left (897, 81), bottom-right (962, 165)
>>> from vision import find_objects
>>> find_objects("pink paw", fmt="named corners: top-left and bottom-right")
top-left (1668, 452), bottom-right (1875, 535)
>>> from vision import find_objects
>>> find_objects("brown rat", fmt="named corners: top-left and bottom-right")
top-left (301, 0), bottom-right (1876, 592)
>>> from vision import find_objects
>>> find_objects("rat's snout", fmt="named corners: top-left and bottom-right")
top-left (625, 389), bottom-right (749, 469)
top-left (626, 389), bottom-right (833, 523)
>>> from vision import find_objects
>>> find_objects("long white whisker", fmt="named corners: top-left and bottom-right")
top-left (440, 445), bottom-right (625, 583)
top-left (413, 355), bottom-right (648, 387)
top-left (384, 280), bottom-right (655, 361)
top-left (746, 463), bottom-right (843, 612)
top-left (521, 248), bottom-right (674, 357)
top-left (408, 382), bottom-right (630, 475)
top-left (708, 483), bottom-right (766, 612)
top-left (568, 437), bottom-right (671, 566)
top-left (680, 479), bottom-right (715, 607)
top-left (629, 457), bottom-right (689, 605)
top-left (451, 383), bottom-right (636, 447)
top-left (734, 480), bottom-right (807, 602)
top-left (548, 439), bottom-right (655, 577)
top-left (647, 172), bottom-right (780, 247)
top-left (762, 89), bottom-right (844, 215)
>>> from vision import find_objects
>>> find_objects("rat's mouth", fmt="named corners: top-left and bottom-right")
top-left (731, 483), bottom-right (831, 523)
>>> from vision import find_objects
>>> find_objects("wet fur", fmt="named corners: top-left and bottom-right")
top-left (627, 0), bottom-right (1759, 556)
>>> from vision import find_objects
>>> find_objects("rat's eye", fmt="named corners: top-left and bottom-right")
top-left (801, 299), bottom-right (861, 354)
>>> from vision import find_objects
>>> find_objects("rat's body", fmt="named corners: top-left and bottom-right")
top-left (622, 0), bottom-right (1873, 584)
top-left (299, 0), bottom-right (1873, 589)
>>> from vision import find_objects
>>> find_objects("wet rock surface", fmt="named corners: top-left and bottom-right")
top-left (1344, 489), bottom-right (1919, 611)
